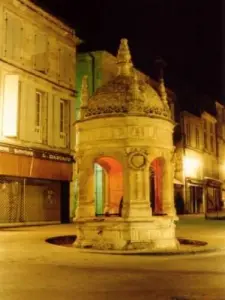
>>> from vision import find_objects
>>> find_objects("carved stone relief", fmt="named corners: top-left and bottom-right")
top-left (127, 148), bottom-right (148, 170)
top-left (78, 125), bottom-right (157, 144)
top-left (126, 147), bottom-right (149, 157)
top-left (129, 153), bottom-right (146, 170)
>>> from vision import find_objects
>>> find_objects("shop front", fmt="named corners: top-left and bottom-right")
top-left (185, 178), bottom-right (203, 214)
top-left (204, 177), bottom-right (223, 219)
top-left (0, 143), bottom-right (73, 225)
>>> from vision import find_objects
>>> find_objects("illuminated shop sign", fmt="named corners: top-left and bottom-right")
top-left (0, 144), bottom-right (74, 163)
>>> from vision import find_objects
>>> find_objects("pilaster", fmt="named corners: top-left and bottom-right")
top-left (75, 154), bottom-right (95, 219)
top-left (123, 149), bottom-right (152, 219)
top-left (162, 153), bottom-right (176, 217)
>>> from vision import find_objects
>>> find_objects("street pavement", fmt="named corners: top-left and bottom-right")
top-left (1, 216), bottom-right (225, 300)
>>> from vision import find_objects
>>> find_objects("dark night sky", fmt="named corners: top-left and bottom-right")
top-left (33, 0), bottom-right (222, 111)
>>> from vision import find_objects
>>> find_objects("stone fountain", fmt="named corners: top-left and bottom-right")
top-left (73, 38), bottom-right (179, 251)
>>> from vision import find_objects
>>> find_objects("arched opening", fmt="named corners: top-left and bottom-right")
top-left (149, 158), bottom-right (165, 215)
top-left (94, 163), bottom-right (106, 215)
top-left (94, 157), bottom-right (123, 216)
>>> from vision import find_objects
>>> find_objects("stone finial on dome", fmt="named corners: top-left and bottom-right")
top-left (155, 57), bottom-right (169, 108)
top-left (130, 70), bottom-right (141, 99)
top-left (127, 69), bottom-right (144, 113)
top-left (117, 38), bottom-right (133, 76)
top-left (159, 77), bottom-right (168, 106)
top-left (79, 75), bottom-right (89, 120)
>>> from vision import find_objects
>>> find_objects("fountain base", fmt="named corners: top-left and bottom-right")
top-left (73, 216), bottom-right (179, 251)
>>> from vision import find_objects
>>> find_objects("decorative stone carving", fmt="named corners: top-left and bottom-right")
top-left (74, 151), bottom-right (84, 168)
top-left (79, 126), bottom-right (159, 144)
top-left (144, 106), bottom-right (170, 119)
top-left (126, 147), bottom-right (149, 156)
top-left (79, 76), bottom-right (89, 120)
top-left (85, 76), bottom-right (171, 119)
top-left (128, 150), bottom-right (148, 170)
top-left (81, 38), bottom-right (172, 121)
top-left (113, 127), bottom-right (125, 139)
top-left (128, 126), bottom-right (145, 138)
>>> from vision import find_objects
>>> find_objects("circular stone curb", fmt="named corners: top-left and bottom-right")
top-left (45, 235), bottom-right (224, 256)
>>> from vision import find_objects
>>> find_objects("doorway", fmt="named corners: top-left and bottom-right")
top-left (60, 181), bottom-right (70, 223)
top-left (189, 185), bottom-right (203, 214)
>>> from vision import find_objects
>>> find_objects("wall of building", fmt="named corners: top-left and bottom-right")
top-left (0, 0), bottom-right (77, 153)
top-left (0, 0), bottom-right (78, 224)
top-left (174, 110), bottom-right (223, 215)
top-left (215, 102), bottom-right (225, 205)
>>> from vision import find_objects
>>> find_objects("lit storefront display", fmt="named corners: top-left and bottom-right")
top-left (0, 143), bottom-right (73, 225)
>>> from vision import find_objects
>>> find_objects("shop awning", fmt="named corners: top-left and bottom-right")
top-left (174, 178), bottom-right (183, 185)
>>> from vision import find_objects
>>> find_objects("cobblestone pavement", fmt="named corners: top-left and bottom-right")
top-left (1, 217), bottom-right (225, 300)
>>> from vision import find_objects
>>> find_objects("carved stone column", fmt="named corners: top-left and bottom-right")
top-left (75, 154), bottom-right (95, 219)
top-left (162, 153), bottom-right (176, 217)
top-left (69, 162), bottom-right (77, 220)
top-left (123, 149), bottom-right (152, 219)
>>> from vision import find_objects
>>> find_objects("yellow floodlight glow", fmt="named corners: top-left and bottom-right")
top-left (183, 156), bottom-right (200, 178)
top-left (2, 74), bottom-right (19, 137)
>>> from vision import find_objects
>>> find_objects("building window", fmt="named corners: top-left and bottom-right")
top-left (185, 123), bottom-right (190, 145)
top-left (204, 132), bottom-right (207, 149)
top-left (35, 92), bottom-right (42, 129)
top-left (210, 136), bottom-right (214, 152)
top-left (210, 123), bottom-right (214, 134)
top-left (203, 120), bottom-right (208, 150)
top-left (35, 90), bottom-right (48, 143)
top-left (196, 127), bottom-right (200, 149)
top-left (210, 123), bottom-right (214, 153)
top-left (203, 119), bottom-right (207, 130)
top-left (60, 100), bottom-right (64, 134)
top-left (59, 99), bottom-right (70, 147)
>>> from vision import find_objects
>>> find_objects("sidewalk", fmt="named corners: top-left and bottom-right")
top-left (1, 216), bottom-right (225, 255)
top-left (176, 214), bottom-right (225, 251)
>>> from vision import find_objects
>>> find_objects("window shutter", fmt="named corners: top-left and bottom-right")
top-left (41, 93), bottom-right (48, 144)
top-left (59, 48), bottom-right (63, 80)
top-left (4, 12), bottom-right (13, 59)
top-left (26, 85), bottom-right (38, 142)
top-left (23, 24), bottom-right (34, 67)
top-left (14, 18), bottom-right (23, 61)
top-left (2, 75), bottom-right (19, 137)
top-left (47, 38), bottom-right (59, 80)
top-left (64, 101), bottom-right (70, 147)
top-left (4, 12), bottom-right (22, 61)
top-left (53, 96), bottom-right (60, 147)
top-left (19, 81), bottom-right (26, 140)
top-left (59, 47), bottom-right (73, 84)
top-left (34, 32), bottom-right (47, 72)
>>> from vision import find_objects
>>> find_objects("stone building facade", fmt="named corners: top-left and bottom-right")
top-left (174, 109), bottom-right (224, 216)
top-left (215, 102), bottom-right (225, 206)
top-left (0, 0), bottom-right (78, 225)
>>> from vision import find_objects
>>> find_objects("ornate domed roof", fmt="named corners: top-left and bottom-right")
top-left (79, 39), bottom-right (171, 120)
